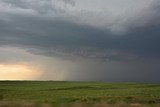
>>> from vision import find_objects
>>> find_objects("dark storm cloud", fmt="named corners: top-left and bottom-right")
top-left (0, 12), bottom-right (160, 61)
top-left (0, 0), bottom-right (160, 82)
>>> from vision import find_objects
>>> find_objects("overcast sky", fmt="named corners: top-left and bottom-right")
top-left (0, 0), bottom-right (160, 82)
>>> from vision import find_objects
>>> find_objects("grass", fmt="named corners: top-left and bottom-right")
top-left (0, 81), bottom-right (160, 107)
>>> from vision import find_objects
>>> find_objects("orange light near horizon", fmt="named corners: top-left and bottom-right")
top-left (0, 64), bottom-right (41, 80)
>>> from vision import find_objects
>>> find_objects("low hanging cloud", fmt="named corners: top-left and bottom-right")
top-left (0, 0), bottom-right (160, 81)
top-left (0, 15), bottom-right (160, 61)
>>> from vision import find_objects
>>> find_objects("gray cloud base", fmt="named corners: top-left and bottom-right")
top-left (0, 0), bottom-right (160, 82)
top-left (1, 16), bottom-right (160, 60)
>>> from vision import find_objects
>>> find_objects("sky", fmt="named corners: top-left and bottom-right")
top-left (0, 0), bottom-right (160, 82)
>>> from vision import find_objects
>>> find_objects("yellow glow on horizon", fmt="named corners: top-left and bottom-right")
top-left (0, 64), bottom-right (41, 80)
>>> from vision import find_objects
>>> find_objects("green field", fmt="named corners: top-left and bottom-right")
top-left (0, 81), bottom-right (160, 107)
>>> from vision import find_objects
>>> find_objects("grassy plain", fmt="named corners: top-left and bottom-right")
top-left (0, 81), bottom-right (160, 107)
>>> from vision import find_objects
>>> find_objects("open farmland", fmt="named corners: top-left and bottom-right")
top-left (0, 81), bottom-right (160, 107)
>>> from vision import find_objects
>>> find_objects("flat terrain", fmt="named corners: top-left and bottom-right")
top-left (0, 81), bottom-right (160, 106)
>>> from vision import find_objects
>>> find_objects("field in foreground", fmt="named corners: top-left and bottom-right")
top-left (0, 81), bottom-right (160, 107)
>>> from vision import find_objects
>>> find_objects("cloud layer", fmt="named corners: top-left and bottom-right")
top-left (0, 0), bottom-right (160, 81)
